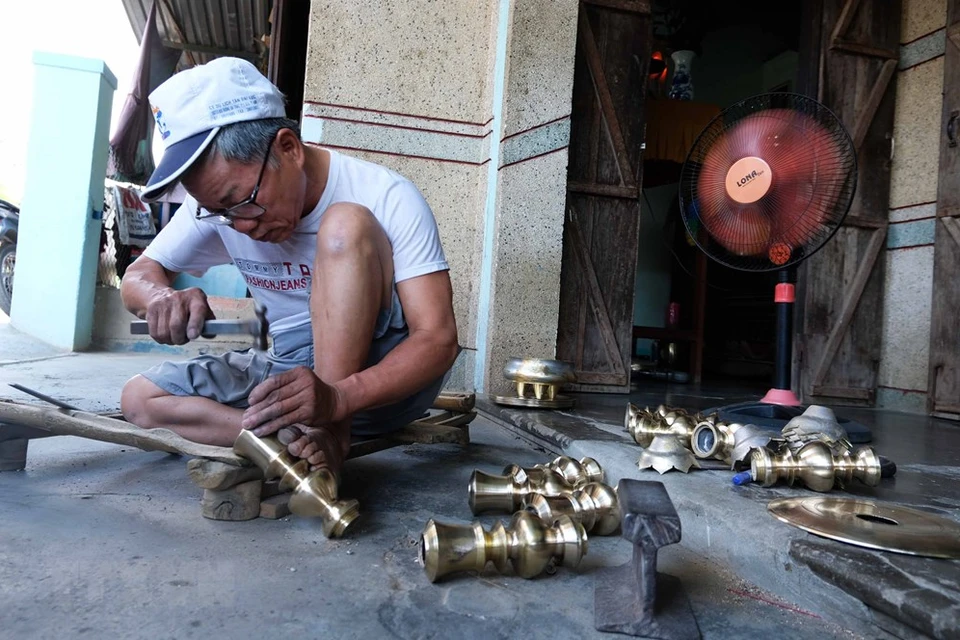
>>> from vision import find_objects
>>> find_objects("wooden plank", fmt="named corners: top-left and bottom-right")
top-left (851, 59), bottom-right (897, 150)
top-left (942, 215), bottom-right (960, 247)
top-left (929, 0), bottom-right (960, 414)
top-left (949, 22), bottom-right (960, 51)
top-left (811, 226), bottom-right (887, 387)
top-left (0, 400), bottom-right (245, 465)
top-left (431, 392), bottom-right (476, 413)
top-left (577, 5), bottom-right (636, 189)
top-left (567, 181), bottom-right (639, 199)
top-left (568, 208), bottom-right (628, 380)
top-left (187, 458), bottom-right (264, 490)
top-left (830, 40), bottom-right (898, 60)
top-left (829, 0), bottom-right (862, 44)
top-left (798, 0), bottom-right (900, 406)
top-left (811, 385), bottom-right (873, 401)
top-left (843, 215), bottom-right (889, 229)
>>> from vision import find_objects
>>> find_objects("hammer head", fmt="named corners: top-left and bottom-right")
top-left (253, 301), bottom-right (269, 351)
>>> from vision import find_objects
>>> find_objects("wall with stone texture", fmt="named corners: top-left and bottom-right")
top-left (301, 1), bottom-right (579, 393)
top-left (877, 0), bottom-right (946, 413)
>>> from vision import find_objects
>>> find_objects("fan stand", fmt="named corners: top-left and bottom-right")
top-left (709, 270), bottom-right (873, 444)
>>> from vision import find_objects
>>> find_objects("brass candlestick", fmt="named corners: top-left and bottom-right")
top-left (419, 511), bottom-right (587, 582)
top-left (749, 441), bottom-right (881, 492)
top-left (503, 455), bottom-right (604, 488)
top-left (624, 403), bottom-right (703, 449)
top-left (233, 430), bottom-right (359, 538)
top-left (469, 467), bottom-right (574, 514)
top-left (524, 482), bottom-right (620, 535)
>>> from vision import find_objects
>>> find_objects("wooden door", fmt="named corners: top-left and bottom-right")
top-left (795, 0), bottom-right (900, 406)
top-left (557, 0), bottom-right (651, 393)
top-left (928, 0), bottom-right (960, 419)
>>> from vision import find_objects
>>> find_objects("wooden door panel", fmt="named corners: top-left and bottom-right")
top-left (558, 1), bottom-right (650, 392)
top-left (798, 0), bottom-right (899, 406)
top-left (929, 0), bottom-right (960, 418)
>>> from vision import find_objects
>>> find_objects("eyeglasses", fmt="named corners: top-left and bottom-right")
top-left (195, 134), bottom-right (276, 225)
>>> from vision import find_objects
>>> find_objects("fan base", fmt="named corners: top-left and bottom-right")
top-left (707, 400), bottom-right (873, 445)
top-left (760, 388), bottom-right (801, 406)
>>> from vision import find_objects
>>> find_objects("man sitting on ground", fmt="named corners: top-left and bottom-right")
top-left (120, 57), bottom-right (459, 475)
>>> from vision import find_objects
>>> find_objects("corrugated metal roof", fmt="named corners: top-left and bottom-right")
top-left (121, 0), bottom-right (272, 72)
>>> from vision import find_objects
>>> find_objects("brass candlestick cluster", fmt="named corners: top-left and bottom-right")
top-left (750, 440), bottom-right (881, 492)
top-left (233, 430), bottom-right (359, 538)
top-left (469, 455), bottom-right (603, 513)
top-left (421, 456), bottom-right (619, 582)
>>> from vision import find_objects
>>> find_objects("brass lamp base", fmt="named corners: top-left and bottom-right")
top-left (750, 440), bottom-right (881, 492)
top-left (494, 358), bottom-right (577, 409)
top-left (469, 467), bottom-right (575, 514)
top-left (233, 430), bottom-right (359, 538)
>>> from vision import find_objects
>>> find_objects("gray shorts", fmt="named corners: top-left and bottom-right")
top-left (140, 296), bottom-right (449, 437)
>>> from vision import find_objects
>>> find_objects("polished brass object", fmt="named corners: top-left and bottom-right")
top-left (750, 441), bottom-right (881, 492)
top-left (493, 358), bottom-right (576, 409)
top-left (419, 511), bottom-right (587, 582)
top-left (469, 467), bottom-right (574, 514)
top-left (503, 455), bottom-right (604, 487)
top-left (233, 430), bottom-right (359, 537)
top-left (524, 482), bottom-right (620, 535)
top-left (782, 405), bottom-right (852, 455)
top-left (637, 434), bottom-right (701, 474)
top-left (768, 496), bottom-right (960, 559)
top-left (624, 403), bottom-right (705, 449)
top-left (691, 420), bottom-right (772, 467)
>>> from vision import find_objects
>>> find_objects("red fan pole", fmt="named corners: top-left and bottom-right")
top-left (760, 269), bottom-right (802, 406)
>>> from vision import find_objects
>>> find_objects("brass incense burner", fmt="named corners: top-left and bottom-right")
top-left (524, 482), bottom-right (620, 535)
top-left (419, 511), bottom-right (587, 582)
top-left (493, 358), bottom-right (576, 409)
top-left (469, 467), bottom-right (575, 514)
top-left (624, 403), bottom-right (706, 449)
top-left (233, 430), bottom-right (359, 537)
top-left (503, 455), bottom-right (604, 488)
top-left (750, 441), bottom-right (881, 492)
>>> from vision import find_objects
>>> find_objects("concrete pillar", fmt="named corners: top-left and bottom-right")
top-left (301, 0), bottom-right (579, 393)
top-left (11, 53), bottom-right (117, 350)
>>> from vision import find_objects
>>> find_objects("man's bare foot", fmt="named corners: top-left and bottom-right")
top-left (276, 423), bottom-right (345, 471)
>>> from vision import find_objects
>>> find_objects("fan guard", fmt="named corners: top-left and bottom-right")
top-left (679, 93), bottom-right (857, 272)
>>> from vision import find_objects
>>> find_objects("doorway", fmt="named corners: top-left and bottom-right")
top-left (629, 0), bottom-right (805, 389)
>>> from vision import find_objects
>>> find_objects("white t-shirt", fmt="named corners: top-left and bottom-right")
top-left (143, 149), bottom-right (449, 335)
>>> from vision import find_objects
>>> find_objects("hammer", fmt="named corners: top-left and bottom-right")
top-left (131, 302), bottom-right (269, 351)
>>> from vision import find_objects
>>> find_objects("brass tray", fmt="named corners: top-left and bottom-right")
top-left (768, 496), bottom-right (960, 559)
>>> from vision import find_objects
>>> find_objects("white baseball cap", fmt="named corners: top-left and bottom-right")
top-left (142, 57), bottom-right (286, 202)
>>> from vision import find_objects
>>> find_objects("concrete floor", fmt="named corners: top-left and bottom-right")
top-left (0, 319), bottom-right (862, 639)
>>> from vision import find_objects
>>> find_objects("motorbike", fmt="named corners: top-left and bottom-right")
top-left (0, 199), bottom-right (18, 316)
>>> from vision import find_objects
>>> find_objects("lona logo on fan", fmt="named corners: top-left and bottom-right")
top-left (736, 169), bottom-right (765, 188)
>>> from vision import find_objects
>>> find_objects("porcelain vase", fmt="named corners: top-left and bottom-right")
top-left (668, 50), bottom-right (696, 100)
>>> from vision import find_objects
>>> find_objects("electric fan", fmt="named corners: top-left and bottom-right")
top-left (678, 92), bottom-right (871, 443)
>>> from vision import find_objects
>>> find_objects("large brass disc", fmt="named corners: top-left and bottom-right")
top-left (768, 496), bottom-right (960, 559)
top-left (492, 394), bottom-right (575, 409)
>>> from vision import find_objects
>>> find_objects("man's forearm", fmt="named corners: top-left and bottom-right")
top-left (120, 261), bottom-right (176, 318)
top-left (330, 329), bottom-right (459, 421)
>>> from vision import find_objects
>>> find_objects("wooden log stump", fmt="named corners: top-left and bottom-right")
top-left (259, 494), bottom-right (292, 519)
top-left (0, 439), bottom-right (28, 471)
top-left (187, 458), bottom-right (263, 490)
top-left (201, 479), bottom-right (263, 521)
